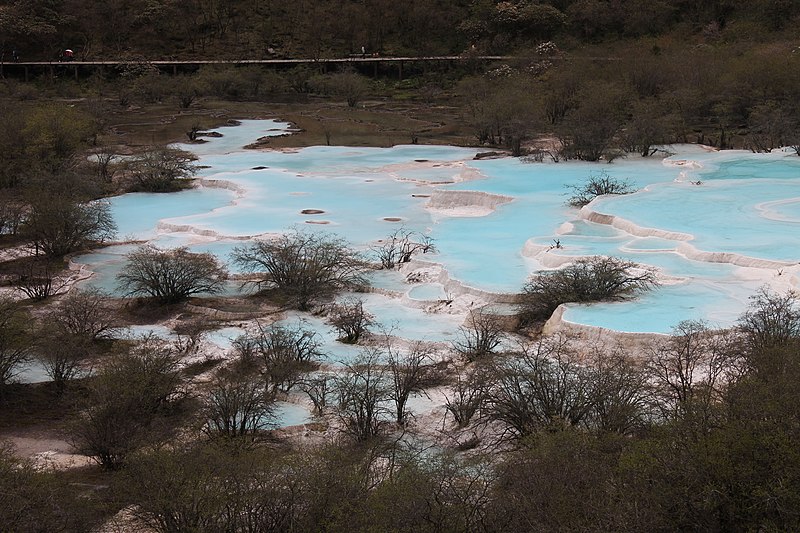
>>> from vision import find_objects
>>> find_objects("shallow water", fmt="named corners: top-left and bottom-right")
top-left (74, 121), bottom-right (800, 335)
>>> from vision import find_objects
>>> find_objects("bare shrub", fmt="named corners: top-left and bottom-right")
top-left (452, 309), bottom-right (505, 362)
top-left (646, 320), bottom-right (736, 423)
top-left (373, 228), bottom-right (436, 269)
top-left (333, 348), bottom-right (391, 441)
top-left (566, 170), bottom-right (635, 207)
top-left (0, 297), bottom-right (32, 388)
top-left (13, 260), bottom-right (69, 301)
top-left (232, 230), bottom-right (369, 311)
top-left (21, 196), bottom-right (116, 257)
top-left (387, 341), bottom-right (442, 425)
top-left (233, 321), bottom-right (322, 394)
top-left (519, 256), bottom-right (658, 324)
top-left (746, 102), bottom-right (798, 153)
top-left (71, 335), bottom-right (186, 469)
top-left (444, 366), bottom-right (491, 429)
top-left (585, 347), bottom-right (650, 434)
top-left (117, 245), bottom-right (228, 304)
top-left (737, 288), bottom-right (800, 357)
top-left (92, 146), bottom-right (119, 183)
top-left (45, 288), bottom-right (119, 340)
top-left (328, 298), bottom-right (374, 344)
top-left (300, 373), bottom-right (335, 415)
top-left (308, 71), bottom-right (370, 107)
top-left (36, 332), bottom-right (92, 393)
top-left (485, 335), bottom-right (593, 438)
top-left (204, 372), bottom-right (275, 439)
top-left (124, 146), bottom-right (197, 192)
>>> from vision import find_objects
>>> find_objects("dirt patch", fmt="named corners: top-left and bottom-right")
top-left (3, 430), bottom-right (92, 470)
top-left (89, 96), bottom-right (483, 165)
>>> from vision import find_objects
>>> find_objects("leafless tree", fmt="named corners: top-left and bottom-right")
top-left (0, 297), bottom-right (32, 388)
top-left (232, 230), bottom-right (369, 311)
top-left (12, 260), bottom-right (70, 301)
top-left (737, 288), bottom-right (800, 358)
top-left (485, 335), bottom-right (594, 438)
top-left (21, 196), bottom-right (116, 258)
top-left (373, 228), bottom-right (436, 269)
top-left (586, 347), bottom-right (650, 434)
top-left (452, 308), bottom-right (505, 362)
top-left (71, 334), bottom-right (187, 469)
top-left (621, 97), bottom-right (679, 157)
top-left (92, 145), bottom-right (119, 183)
top-left (117, 245), bottom-right (228, 304)
top-left (45, 288), bottom-right (119, 340)
top-left (556, 81), bottom-right (630, 161)
top-left (444, 366), bottom-right (490, 429)
top-left (308, 71), bottom-right (370, 107)
top-left (646, 320), bottom-right (735, 424)
top-left (328, 297), bottom-right (374, 344)
top-left (386, 341), bottom-right (442, 425)
top-left (204, 372), bottom-right (275, 439)
top-left (35, 332), bottom-right (92, 394)
top-left (333, 348), bottom-right (391, 441)
top-left (233, 321), bottom-right (322, 394)
top-left (746, 102), bottom-right (798, 153)
top-left (124, 146), bottom-right (197, 192)
top-left (300, 373), bottom-right (335, 415)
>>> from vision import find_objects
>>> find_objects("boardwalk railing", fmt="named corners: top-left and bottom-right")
top-left (0, 55), bottom-right (512, 81)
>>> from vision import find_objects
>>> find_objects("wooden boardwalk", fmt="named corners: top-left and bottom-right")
top-left (0, 55), bottom-right (510, 81)
top-left (4, 55), bottom-right (508, 66)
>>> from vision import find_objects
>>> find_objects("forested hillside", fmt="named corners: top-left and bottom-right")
top-left (2, 0), bottom-right (799, 59)
top-left (3, 0), bottom-right (800, 158)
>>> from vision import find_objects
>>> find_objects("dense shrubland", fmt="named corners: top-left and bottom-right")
top-left (1, 290), bottom-right (797, 531)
